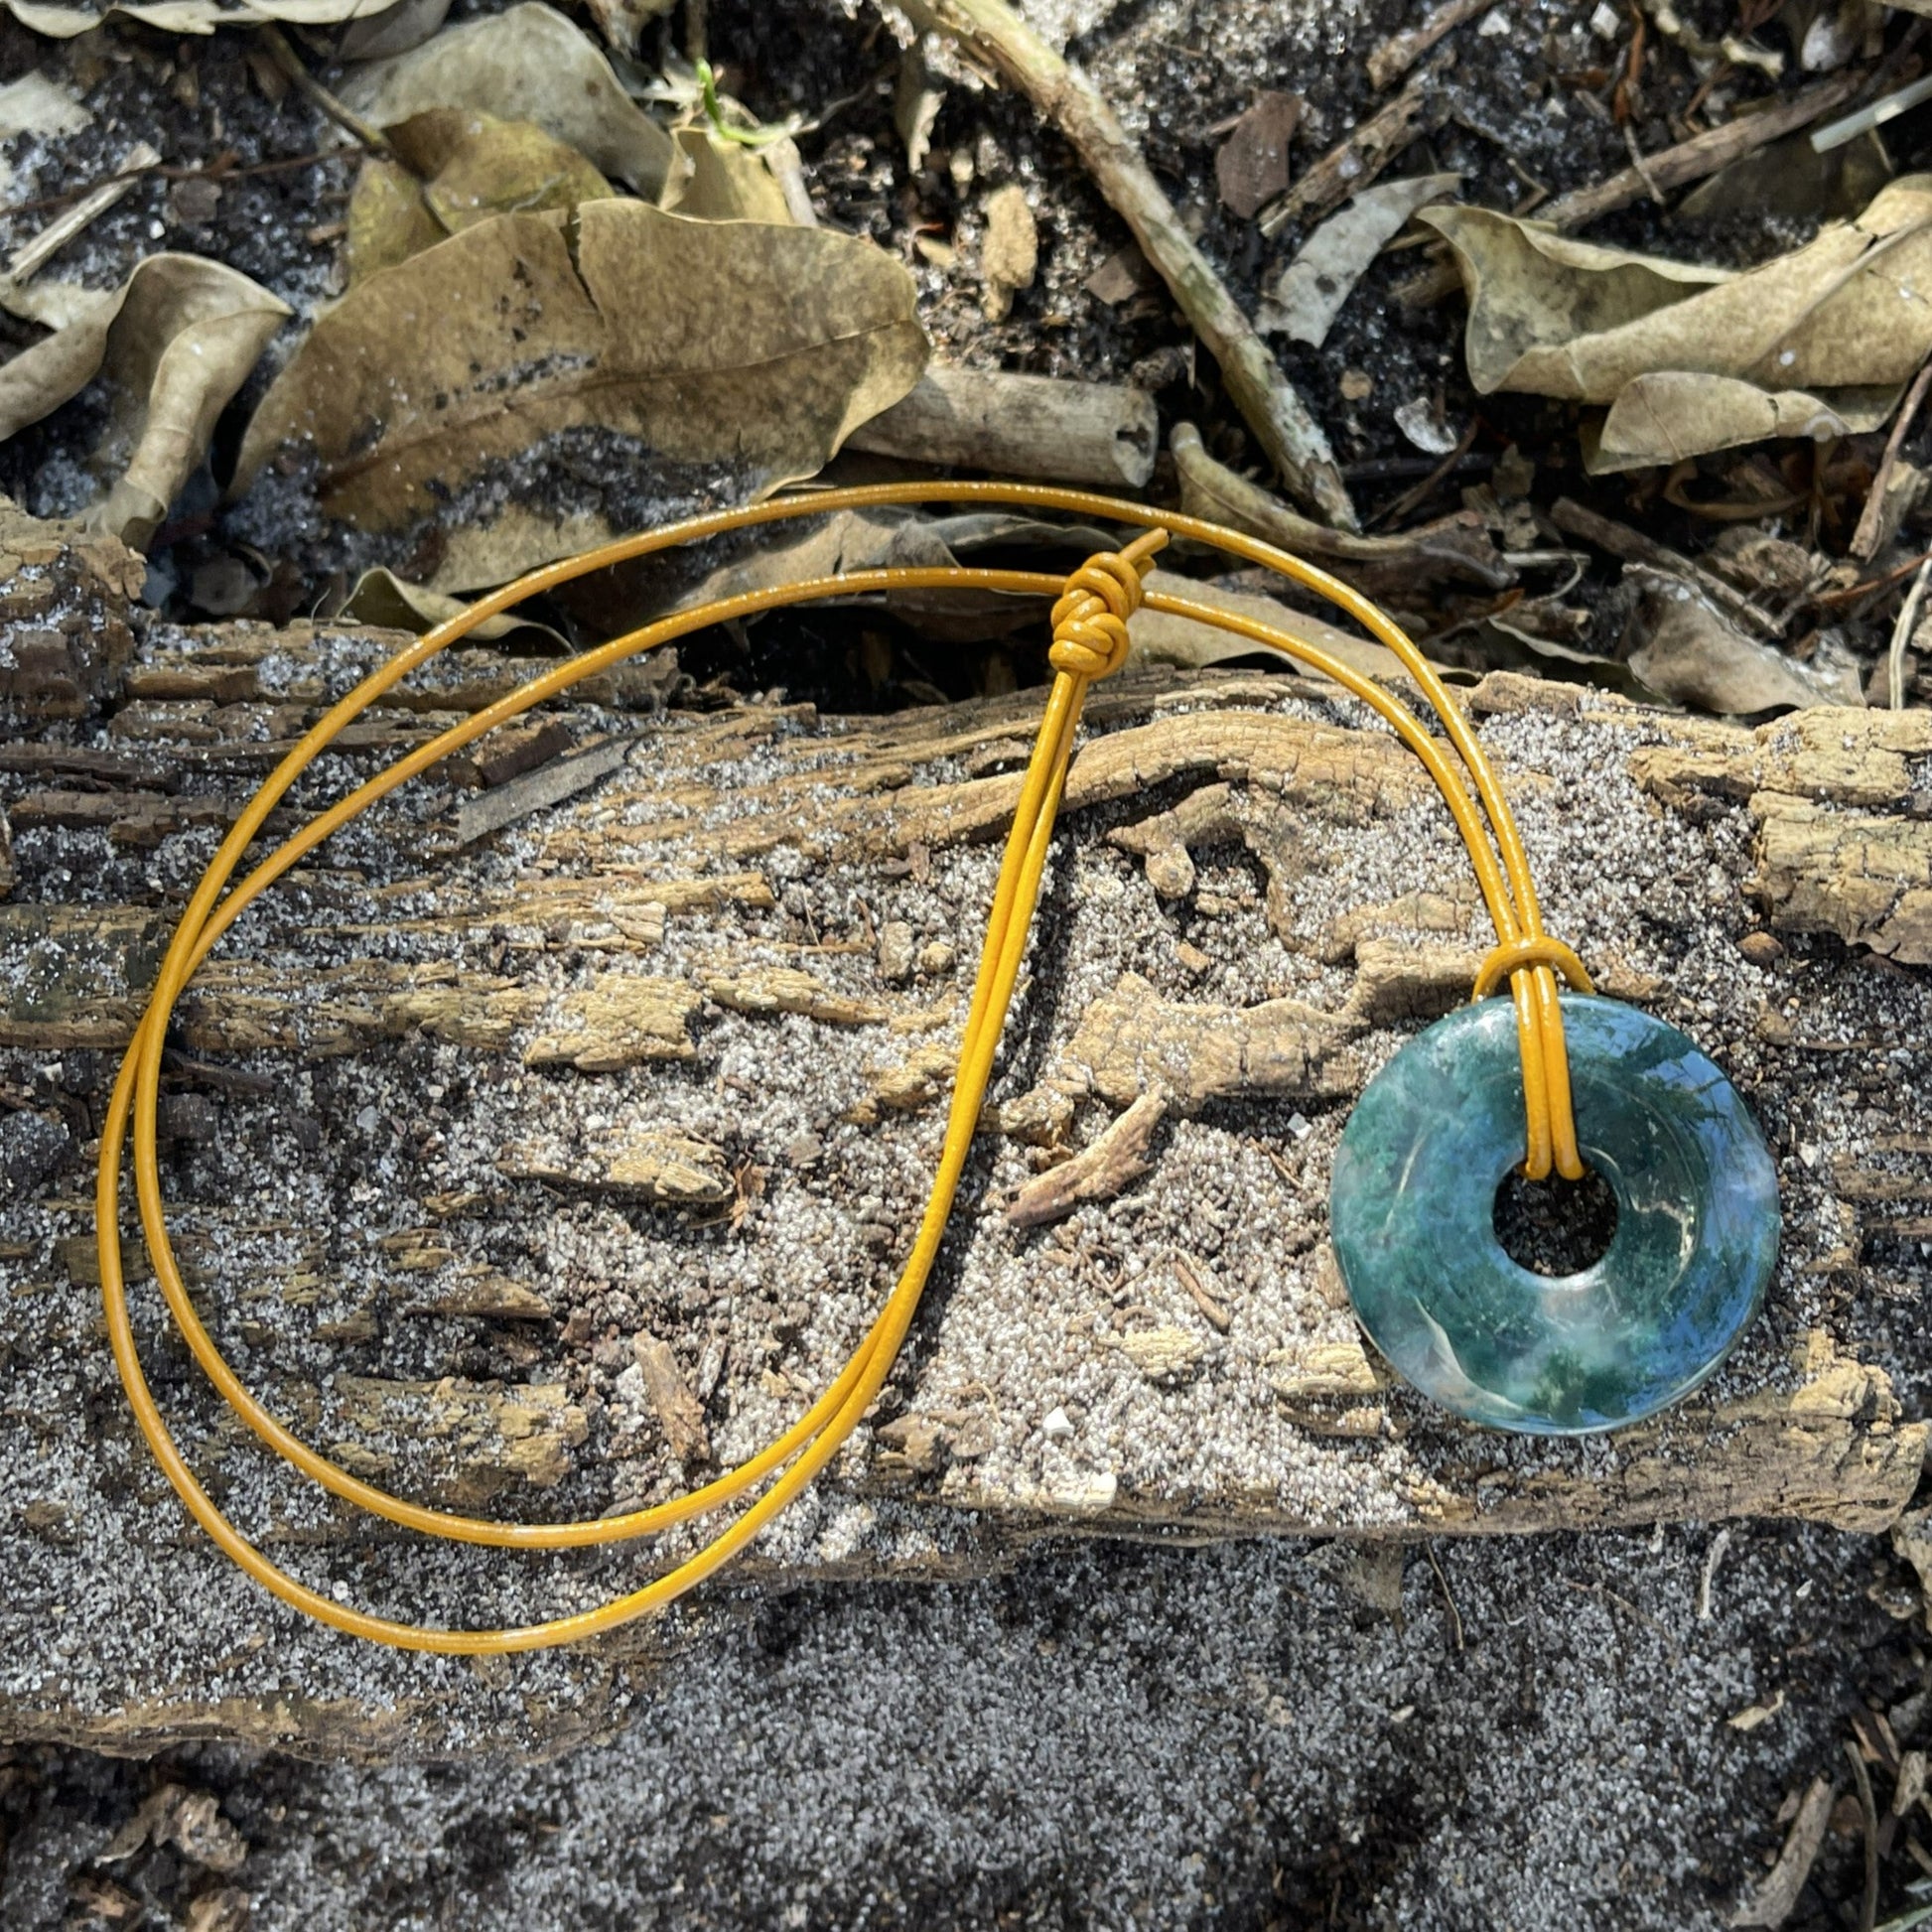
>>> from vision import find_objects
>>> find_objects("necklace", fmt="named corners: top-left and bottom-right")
top-left (94, 482), bottom-right (1780, 1651)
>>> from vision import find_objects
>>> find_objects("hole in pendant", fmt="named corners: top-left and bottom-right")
top-left (1493, 1165), bottom-right (1619, 1278)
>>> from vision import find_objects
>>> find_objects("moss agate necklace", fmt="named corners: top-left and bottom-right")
top-left (97, 483), bottom-right (1781, 1652)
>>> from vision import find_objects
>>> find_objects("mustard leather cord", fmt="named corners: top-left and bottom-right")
top-left (96, 481), bottom-right (1587, 1653)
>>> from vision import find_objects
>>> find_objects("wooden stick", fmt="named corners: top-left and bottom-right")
top-left (846, 366), bottom-right (1159, 487)
top-left (5, 142), bottom-right (159, 285)
top-left (1540, 70), bottom-right (1863, 230)
top-left (1851, 356), bottom-right (1932, 563)
top-left (920, 0), bottom-right (1360, 531)
top-left (1366, 0), bottom-right (1488, 91)
top-left (1550, 497), bottom-right (1780, 634)
top-left (1258, 67), bottom-right (1446, 237)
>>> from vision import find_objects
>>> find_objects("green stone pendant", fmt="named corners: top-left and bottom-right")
top-left (1329, 994), bottom-right (1778, 1435)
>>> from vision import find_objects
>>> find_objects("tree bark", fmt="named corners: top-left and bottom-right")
top-left (3, 507), bottom-right (1927, 1755)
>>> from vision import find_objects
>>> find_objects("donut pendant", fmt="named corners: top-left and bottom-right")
top-left (1329, 994), bottom-right (1779, 1435)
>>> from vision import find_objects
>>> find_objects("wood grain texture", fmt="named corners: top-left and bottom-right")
top-left (2, 512), bottom-right (1927, 1754)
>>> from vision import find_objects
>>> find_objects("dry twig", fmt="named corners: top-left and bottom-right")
top-left (1366, 0), bottom-right (1487, 91)
top-left (1853, 357), bottom-right (1932, 564)
top-left (1258, 66), bottom-right (1446, 237)
top-left (919, 0), bottom-right (1359, 530)
top-left (1541, 69), bottom-right (1863, 229)
top-left (1885, 553), bottom-right (1931, 713)
top-left (1846, 1739), bottom-right (1879, 1932)
top-left (259, 26), bottom-right (389, 154)
top-left (1551, 497), bottom-right (1779, 635)
top-left (5, 142), bottom-right (159, 285)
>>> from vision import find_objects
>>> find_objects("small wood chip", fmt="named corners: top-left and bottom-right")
top-left (1731, 1776), bottom-right (1835, 1927)
top-left (632, 1331), bottom-right (711, 1464)
top-left (980, 183), bottom-right (1037, 321)
top-left (1006, 1090), bottom-right (1168, 1227)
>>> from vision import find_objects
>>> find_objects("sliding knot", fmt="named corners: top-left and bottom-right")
top-left (1048, 530), bottom-right (1169, 681)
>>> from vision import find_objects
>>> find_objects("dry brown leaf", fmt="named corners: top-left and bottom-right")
top-left (338, 0), bottom-right (448, 60)
top-left (1423, 178), bottom-right (1932, 471)
top-left (0, 254), bottom-right (289, 549)
top-left (1128, 568), bottom-right (1465, 691)
top-left (552, 503), bottom-right (1121, 644)
top-left (233, 200), bottom-right (927, 589)
top-left (6, 0), bottom-right (398, 31)
top-left (1678, 126), bottom-right (1890, 224)
top-left (657, 124), bottom-right (794, 225)
top-left (894, 37), bottom-right (946, 174)
top-left (346, 109), bottom-right (615, 283)
top-left (337, 565), bottom-right (570, 646)
top-left (1626, 569), bottom-right (1861, 715)
top-left (1214, 90), bottom-right (1301, 220)
top-left (338, 1), bottom-right (672, 196)
top-left (1261, 172), bottom-right (1458, 347)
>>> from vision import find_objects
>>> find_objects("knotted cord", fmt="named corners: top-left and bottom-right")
top-left (96, 482), bottom-right (1587, 1653)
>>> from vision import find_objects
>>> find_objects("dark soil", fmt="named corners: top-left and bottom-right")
top-left (4, 1522), bottom-right (1932, 1931)
top-left (7, 0), bottom-right (1932, 693)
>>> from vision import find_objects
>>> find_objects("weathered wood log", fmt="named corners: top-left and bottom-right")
top-left (844, 366), bottom-right (1160, 488)
top-left (3, 506), bottom-right (1929, 1755)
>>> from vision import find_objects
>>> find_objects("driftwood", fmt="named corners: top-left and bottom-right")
top-left (2, 504), bottom-right (1929, 1755)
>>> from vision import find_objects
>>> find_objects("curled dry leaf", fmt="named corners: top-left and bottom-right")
top-left (658, 124), bottom-right (794, 225)
top-left (338, 1), bottom-right (672, 196)
top-left (1626, 569), bottom-right (1861, 716)
top-left (337, 565), bottom-right (570, 647)
top-left (1422, 177), bottom-right (1932, 472)
top-left (346, 108), bottom-right (615, 283)
top-left (1126, 568), bottom-right (1456, 691)
top-left (895, 36), bottom-right (946, 174)
top-left (0, 254), bottom-right (289, 549)
top-left (234, 201), bottom-right (926, 590)
top-left (548, 503), bottom-right (1120, 644)
top-left (1261, 173), bottom-right (1458, 348)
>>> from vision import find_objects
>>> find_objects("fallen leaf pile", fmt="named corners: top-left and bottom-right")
top-left (0, 0), bottom-right (926, 585)
top-left (1423, 176), bottom-right (1932, 472)
top-left (0, 0), bottom-right (1925, 725)
top-left (235, 199), bottom-right (925, 589)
